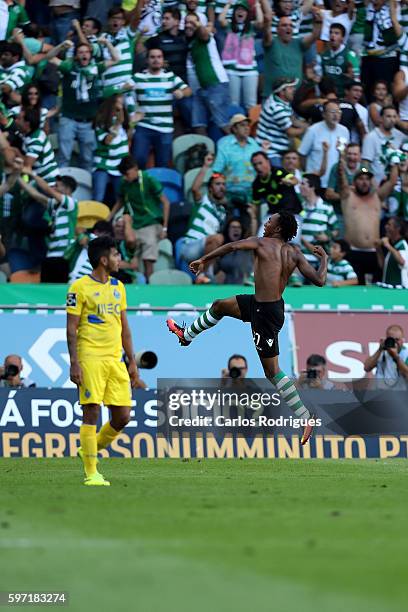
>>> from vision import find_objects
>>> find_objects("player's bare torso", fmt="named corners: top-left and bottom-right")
top-left (253, 237), bottom-right (297, 302)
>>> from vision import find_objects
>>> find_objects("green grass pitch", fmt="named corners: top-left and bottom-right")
top-left (1, 458), bottom-right (407, 612)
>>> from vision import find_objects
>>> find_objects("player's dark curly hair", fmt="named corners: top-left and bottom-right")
top-left (88, 236), bottom-right (116, 269)
top-left (278, 211), bottom-right (298, 243)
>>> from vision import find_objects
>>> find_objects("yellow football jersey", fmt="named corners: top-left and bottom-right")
top-left (66, 275), bottom-right (127, 361)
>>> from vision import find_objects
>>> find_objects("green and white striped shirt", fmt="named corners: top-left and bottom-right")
top-left (299, 11), bottom-right (313, 37)
top-left (397, 32), bottom-right (408, 120)
top-left (256, 94), bottom-right (292, 155)
top-left (131, 70), bottom-right (187, 133)
top-left (401, 4), bottom-right (408, 31)
top-left (327, 258), bottom-right (357, 283)
top-left (46, 195), bottom-right (78, 259)
top-left (94, 125), bottom-right (129, 175)
top-left (23, 129), bottom-right (58, 184)
top-left (69, 232), bottom-right (96, 282)
top-left (185, 194), bottom-right (226, 241)
top-left (102, 26), bottom-right (135, 88)
top-left (69, 247), bottom-right (93, 281)
top-left (383, 238), bottom-right (408, 288)
top-left (300, 198), bottom-right (338, 263)
top-left (0, 60), bottom-right (31, 92)
top-left (10, 105), bottom-right (48, 129)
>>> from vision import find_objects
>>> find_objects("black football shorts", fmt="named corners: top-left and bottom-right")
top-left (236, 294), bottom-right (285, 358)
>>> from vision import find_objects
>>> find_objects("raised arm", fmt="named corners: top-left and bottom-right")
top-left (72, 19), bottom-right (89, 48)
top-left (390, 0), bottom-right (402, 39)
top-left (18, 177), bottom-right (49, 206)
top-left (0, 133), bottom-right (17, 167)
top-left (218, 1), bottom-right (232, 28)
top-left (302, 0), bottom-right (314, 15)
top-left (296, 245), bottom-right (328, 287)
top-left (303, 8), bottom-right (323, 49)
top-left (338, 149), bottom-right (351, 199)
top-left (190, 237), bottom-right (259, 274)
top-left (378, 164), bottom-right (399, 202)
top-left (42, 40), bottom-right (74, 65)
top-left (254, 0), bottom-right (264, 29)
top-left (98, 37), bottom-right (120, 67)
top-left (259, 0), bottom-right (272, 23)
top-left (192, 153), bottom-right (213, 202)
top-left (0, 173), bottom-right (18, 196)
top-left (317, 141), bottom-right (329, 178)
top-left (127, 0), bottom-right (146, 31)
top-left (28, 170), bottom-right (62, 202)
top-left (262, 9), bottom-right (273, 48)
top-left (0, 157), bottom-right (22, 196)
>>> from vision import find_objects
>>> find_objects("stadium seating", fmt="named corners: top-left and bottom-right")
top-left (77, 201), bottom-right (110, 229)
top-left (153, 239), bottom-right (175, 272)
top-left (134, 271), bottom-right (147, 284)
top-left (61, 167), bottom-right (93, 201)
top-left (149, 269), bottom-right (192, 285)
top-left (172, 134), bottom-right (215, 174)
top-left (174, 237), bottom-right (195, 279)
top-left (146, 168), bottom-right (183, 205)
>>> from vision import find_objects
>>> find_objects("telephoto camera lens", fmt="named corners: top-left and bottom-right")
top-left (4, 364), bottom-right (19, 378)
top-left (229, 366), bottom-right (241, 379)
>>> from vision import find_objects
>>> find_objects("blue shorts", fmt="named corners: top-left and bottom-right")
top-left (192, 82), bottom-right (231, 129)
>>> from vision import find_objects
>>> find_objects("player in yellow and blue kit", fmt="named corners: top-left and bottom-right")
top-left (66, 236), bottom-right (139, 486)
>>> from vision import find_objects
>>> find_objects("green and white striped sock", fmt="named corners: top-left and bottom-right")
top-left (271, 371), bottom-right (310, 418)
top-left (184, 307), bottom-right (223, 342)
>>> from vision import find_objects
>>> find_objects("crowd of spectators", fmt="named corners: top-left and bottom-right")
top-left (0, 0), bottom-right (407, 287)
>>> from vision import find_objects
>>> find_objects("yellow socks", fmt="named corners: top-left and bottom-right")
top-left (97, 421), bottom-right (120, 451)
top-left (80, 424), bottom-right (98, 477)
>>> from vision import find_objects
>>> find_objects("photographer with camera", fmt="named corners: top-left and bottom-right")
top-left (221, 354), bottom-right (248, 380)
top-left (0, 354), bottom-right (36, 389)
top-left (297, 354), bottom-right (335, 390)
top-left (364, 325), bottom-right (408, 389)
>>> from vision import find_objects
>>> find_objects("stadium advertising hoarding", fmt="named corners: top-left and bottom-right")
top-left (2, 388), bottom-right (408, 459)
top-left (0, 314), bottom-right (291, 387)
top-left (292, 312), bottom-right (408, 378)
top-left (0, 286), bottom-right (406, 388)
top-left (0, 284), bottom-right (407, 311)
